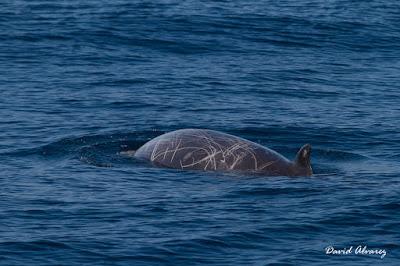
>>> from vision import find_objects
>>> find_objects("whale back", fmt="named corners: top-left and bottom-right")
top-left (134, 129), bottom-right (312, 176)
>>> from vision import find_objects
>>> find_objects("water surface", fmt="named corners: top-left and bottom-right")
top-left (1, 1), bottom-right (400, 265)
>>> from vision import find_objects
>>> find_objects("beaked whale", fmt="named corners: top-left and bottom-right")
top-left (133, 129), bottom-right (312, 176)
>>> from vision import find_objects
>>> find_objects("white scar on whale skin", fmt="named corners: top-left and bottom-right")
top-left (149, 130), bottom-right (260, 171)
top-left (180, 150), bottom-right (223, 170)
top-left (259, 160), bottom-right (277, 170)
top-left (170, 138), bottom-right (182, 162)
top-left (151, 140), bottom-right (210, 164)
top-left (224, 142), bottom-right (258, 170)
top-left (163, 146), bottom-right (169, 160)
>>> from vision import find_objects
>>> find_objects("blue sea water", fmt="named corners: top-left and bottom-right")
top-left (1, 0), bottom-right (400, 265)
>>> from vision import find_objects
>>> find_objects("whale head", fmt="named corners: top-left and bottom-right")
top-left (291, 144), bottom-right (313, 176)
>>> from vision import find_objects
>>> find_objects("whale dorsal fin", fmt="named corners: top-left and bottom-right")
top-left (295, 144), bottom-right (311, 167)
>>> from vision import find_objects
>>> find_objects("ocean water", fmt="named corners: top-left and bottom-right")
top-left (1, 0), bottom-right (400, 265)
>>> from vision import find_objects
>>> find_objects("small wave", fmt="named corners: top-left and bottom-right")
top-left (1, 130), bottom-right (158, 158)
top-left (227, 186), bottom-right (321, 198)
top-left (0, 240), bottom-right (72, 251)
top-left (314, 148), bottom-right (367, 161)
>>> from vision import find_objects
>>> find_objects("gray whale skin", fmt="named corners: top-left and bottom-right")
top-left (134, 129), bottom-right (313, 177)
